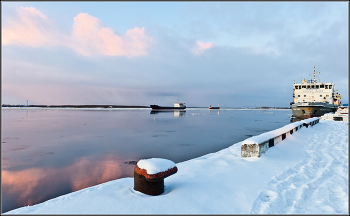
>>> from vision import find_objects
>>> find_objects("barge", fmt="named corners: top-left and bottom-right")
top-left (150, 101), bottom-right (186, 111)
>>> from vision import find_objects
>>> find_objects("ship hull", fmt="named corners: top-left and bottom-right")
top-left (291, 103), bottom-right (337, 118)
top-left (150, 105), bottom-right (186, 110)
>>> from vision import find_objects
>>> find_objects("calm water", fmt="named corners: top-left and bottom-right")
top-left (1, 108), bottom-right (292, 213)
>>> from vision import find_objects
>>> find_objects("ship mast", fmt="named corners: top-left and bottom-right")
top-left (309, 66), bottom-right (320, 84)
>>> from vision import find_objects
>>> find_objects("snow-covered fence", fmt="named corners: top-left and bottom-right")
top-left (241, 117), bottom-right (319, 157)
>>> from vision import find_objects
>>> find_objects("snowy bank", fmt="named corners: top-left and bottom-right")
top-left (5, 119), bottom-right (348, 214)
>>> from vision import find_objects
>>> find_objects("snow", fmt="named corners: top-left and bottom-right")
top-left (321, 111), bottom-right (348, 121)
top-left (137, 158), bottom-right (176, 174)
top-left (4, 119), bottom-right (348, 214)
top-left (302, 117), bottom-right (319, 124)
top-left (243, 118), bottom-right (318, 145)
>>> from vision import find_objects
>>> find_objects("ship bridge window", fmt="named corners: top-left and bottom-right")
top-left (307, 85), bottom-right (310, 89)
top-left (320, 85), bottom-right (324, 88)
top-left (316, 85), bottom-right (319, 88)
top-left (302, 85), bottom-right (306, 88)
top-left (325, 85), bottom-right (328, 89)
top-left (329, 85), bottom-right (332, 89)
top-left (311, 85), bottom-right (315, 88)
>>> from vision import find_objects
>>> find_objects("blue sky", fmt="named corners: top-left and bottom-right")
top-left (2, 2), bottom-right (348, 107)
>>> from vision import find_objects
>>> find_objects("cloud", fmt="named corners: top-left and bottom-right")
top-left (192, 41), bottom-right (214, 55)
top-left (2, 8), bottom-right (151, 57)
top-left (69, 13), bottom-right (151, 57)
top-left (2, 7), bottom-right (57, 47)
top-left (246, 45), bottom-right (281, 57)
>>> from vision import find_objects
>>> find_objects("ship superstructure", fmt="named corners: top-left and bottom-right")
top-left (290, 66), bottom-right (341, 118)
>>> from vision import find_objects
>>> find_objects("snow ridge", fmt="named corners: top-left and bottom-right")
top-left (250, 121), bottom-right (348, 214)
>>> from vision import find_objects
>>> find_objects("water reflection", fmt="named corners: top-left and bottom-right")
top-left (209, 110), bottom-right (220, 115)
top-left (2, 108), bottom-right (292, 213)
top-left (2, 154), bottom-right (134, 213)
top-left (150, 110), bottom-right (186, 118)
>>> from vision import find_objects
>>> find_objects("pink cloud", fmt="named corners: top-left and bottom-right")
top-left (70, 13), bottom-right (150, 57)
top-left (192, 41), bottom-right (214, 55)
top-left (20, 6), bottom-right (47, 19)
top-left (2, 8), bottom-right (151, 57)
top-left (2, 7), bottom-right (57, 47)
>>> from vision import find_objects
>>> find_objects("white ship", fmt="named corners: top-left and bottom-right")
top-left (290, 66), bottom-right (341, 118)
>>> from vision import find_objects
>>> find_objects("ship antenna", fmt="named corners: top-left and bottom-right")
top-left (309, 66), bottom-right (319, 84)
top-left (314, 66), bottom-right (316, 84)
top-left (318, 70), bottom-right (321, 83)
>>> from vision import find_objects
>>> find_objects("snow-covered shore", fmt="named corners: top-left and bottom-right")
top-left (5, 119), bottom-right (348, 214)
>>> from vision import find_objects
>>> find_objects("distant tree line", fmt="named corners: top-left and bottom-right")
top-left (1, 104), bottom-right (150, 108)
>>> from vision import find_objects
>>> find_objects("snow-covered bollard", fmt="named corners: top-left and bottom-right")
top-left (134, 158), bottom-right (177, 196)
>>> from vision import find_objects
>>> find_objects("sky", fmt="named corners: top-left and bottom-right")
top-left (1, 2), bottom-right (348, 107)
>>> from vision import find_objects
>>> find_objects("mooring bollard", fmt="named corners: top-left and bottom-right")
top-left (134, 158), bottom-right (177, 195)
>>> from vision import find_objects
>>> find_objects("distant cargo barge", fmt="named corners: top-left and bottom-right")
top-left (209, 105), bottom-right (220, 109)
top-left (150, 102), bottom-right (186, 111)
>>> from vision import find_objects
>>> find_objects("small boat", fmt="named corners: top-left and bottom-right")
top-left (209, 104), bottom-right (220, 109)
top-left (150, 101), bottom-right (186, 111)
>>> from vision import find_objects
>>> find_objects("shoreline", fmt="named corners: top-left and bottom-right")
top-left (1, 105), bottom-right (291, 110)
